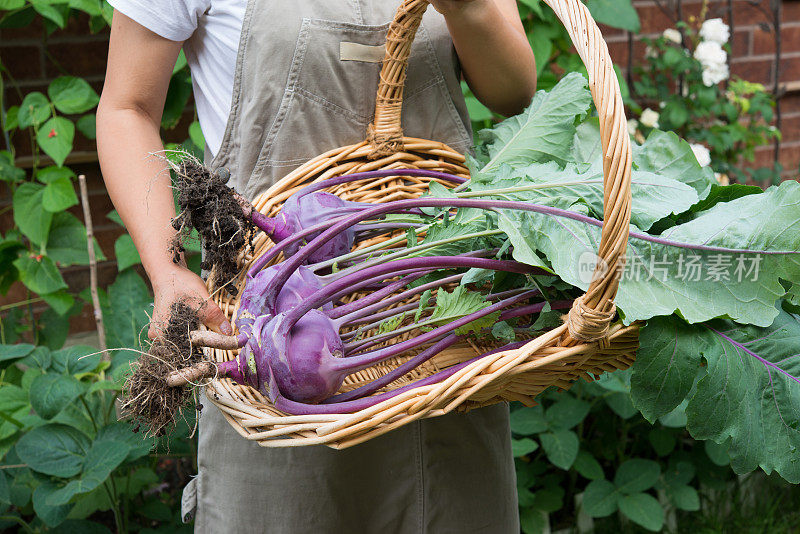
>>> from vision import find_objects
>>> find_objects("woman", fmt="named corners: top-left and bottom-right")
top-left (97, 1), bottom-right (536, 532)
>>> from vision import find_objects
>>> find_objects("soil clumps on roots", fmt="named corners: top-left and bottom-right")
top-left (121, 301), bottom-right (205, 437)
top-left (170, 158), bottom-right (252, 295)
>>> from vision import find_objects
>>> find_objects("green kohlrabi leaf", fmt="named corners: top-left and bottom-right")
top-left (632, 129), bottom-right (717, 200)
top-left (428, 286), bottom-right (500, 335)
top-left (630, 316), bottom-right (704, 422)
top-left (467, 159), bottom-right (699, 231)
top-left (496, 180), bottom-right (800, 327)
top-left (632, 309), bottom-right (800, 483)
top-left (478, 72), bottom-right (592, 172)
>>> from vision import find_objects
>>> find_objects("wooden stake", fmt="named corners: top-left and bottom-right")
top-left (78, 174), bottom-right (108, 358)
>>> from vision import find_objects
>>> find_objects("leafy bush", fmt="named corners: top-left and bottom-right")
top-left (629, 17), bottom-right (782, 186)
top-left (0, 2), bottom-right (202, 531)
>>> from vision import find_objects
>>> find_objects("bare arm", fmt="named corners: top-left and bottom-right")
top-left (432, 0), bottom-right (537, 116)
top-left (97, 13), bottom-right (231, 338)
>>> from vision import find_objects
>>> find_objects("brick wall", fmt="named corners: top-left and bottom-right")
top-left (603, 0), bottom-right (800, 177)
top-left (1, 2), bottom-right (798, 336)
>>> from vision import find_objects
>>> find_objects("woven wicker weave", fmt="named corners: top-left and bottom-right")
top-left (203, 0), bottom-right (639, 449)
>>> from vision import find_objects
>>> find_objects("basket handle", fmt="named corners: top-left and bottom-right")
top-left (542, 0), bottom-right (632, 344)
top-left (370, 0), bottom-right (632, 343)
top-left (367, 0), bottom-right (429, 159)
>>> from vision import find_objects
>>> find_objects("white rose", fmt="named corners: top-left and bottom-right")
top-left (662, 28), bottom-right (682, 44)
top-left (700, 18), bottom-right (730, 45)
top-left (640, 108), bottom-right (660, 129)
top-left (690, 143), bottom-right (712, 167)
top-left (701, 62), bottom-right (730, 86)
top-left (627, 118), bottom-right (638, 136)
top-left (694, 41), bottom-right (727, 68)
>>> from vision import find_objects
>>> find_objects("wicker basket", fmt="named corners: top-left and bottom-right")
top-left (203, 0), bottom-right (639, 449)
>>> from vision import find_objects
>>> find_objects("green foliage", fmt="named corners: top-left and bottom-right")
top-left (630, 24), bottom-right (782, 186)
top-left (0, 4), bottom-right (197, 532)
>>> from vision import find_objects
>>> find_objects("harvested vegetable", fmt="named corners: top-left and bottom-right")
top-left (126, 74), bottom-right (800, 483)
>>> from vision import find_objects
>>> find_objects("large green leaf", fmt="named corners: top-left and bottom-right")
top-left (573, 450), bottom-right (604, 480)
top-left (47, 212), bottom-right (105, 266)
top-left (17, 92), bottom-right (51, 129)
top-left (0, 151), bottom-right (25, 182)
top-left (0, 385), bottom-right (29, 441)
top-left (632, 129), bottom-right (717, 200)
top-left (29, 0), bottom-right (67, 27)
top-left (50, 345), bottom-right (101, 375)
top-left (688, 311), bottom-right (800, 482)
top-left (545, 397), bottom-right (590, 431)
top-left (618, 493), bottom-right (664, 532)
top-left (512, 437), bottom-right (539, 457)
top-left (478, 72), bottom-right (592, 172)
top-left (104, 270), bottom-right (152, 359)
top-left (33, 481), bottom-right (73, 527)
top-left (0, 344), bottom-right (35, 362)
top-left (510, 405), bottom-right (548, 435)
top-left (630, 317), bottom-right (703, 422)
top-left (95, 422), bottom-right (153, 462)
top-left (37, 167), bottom-right (79, 213)
top-left (46, 440), bottom-right (130, 506)
top-left (613, 459), bottom-right (660, 493)
top-left (468, 159), bottom-right (698, 231)
top-left (29, 374), bottom-right (86, 419)
top-left (581, 479), bottom-right (619, 517)
top-left (496, 180), bottom-right (800, 327)
top-left (539, 430), bottom-right (579, 469)
top-left (586, 0), bottom-right (641, 33)
top-left (13, 182), bottom-right (53, 244)
top-left (36, 117), bottom-right (74, 167)
top-left (48, 76), bottom-right (99, 114)
top-left (15, 424), bottom-right (91, 477)
top-left (14, 255), bottom-right (67, 295)
top-left (632, 310), bottom-right (800, 483)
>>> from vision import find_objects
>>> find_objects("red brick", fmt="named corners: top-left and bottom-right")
top-left (731, 58), bottom-right (774, 85)
top-left (779, 92), bottom-right (800, 114)
top-left (779, 142), bottom-right (800, 171)
top-left (732, 1), bottom-right (771, 27)
top-left (0, 46), bottom-right (43, 81)
top-left (753, 24), bottom-right (800, 56)
top-left (607, 40), bottom-right (630, 69)
top-left (779, 55), bottom-right (800, 83)
top-left (752, 142), bottom-right (800, 171)
top-left (731, 28), bottom-right (751, 57)
top-left (45, 40), bottom-right (108, 78)
top-left (598, 24), bottom-right (626, 39)
top-left (636, 4), bottom-right (681, 36)
top-left (778, 113), bottom-right (800, 141)
top-left (784, 2), bottom-right (800, 23)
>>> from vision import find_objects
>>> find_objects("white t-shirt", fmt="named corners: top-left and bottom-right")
top-left (108, 0), bottom-right (246, 155)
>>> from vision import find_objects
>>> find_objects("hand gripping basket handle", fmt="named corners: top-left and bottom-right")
top-left (372, 0), bottom-right (632, 343)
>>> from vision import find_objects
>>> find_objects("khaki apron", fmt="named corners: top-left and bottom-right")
top-left (184, 1), bottom-right (519, 532)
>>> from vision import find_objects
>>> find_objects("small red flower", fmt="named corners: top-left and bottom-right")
top-left (48, 128), bottom-right (57, 138)
top-left (32, 254), bottom-right (43, 261)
